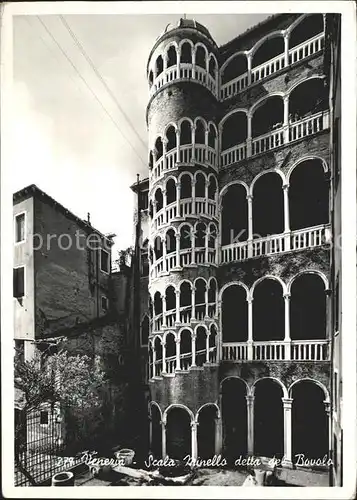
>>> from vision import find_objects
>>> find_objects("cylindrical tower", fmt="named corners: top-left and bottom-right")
top-left (146, 18), bottom-right (222, 461)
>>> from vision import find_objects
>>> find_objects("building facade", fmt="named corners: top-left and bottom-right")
top-left (143, 14), bottom-right (341, 474)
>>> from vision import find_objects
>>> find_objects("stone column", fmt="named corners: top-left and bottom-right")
top-left (247, 297), bottom-right (253, 361)
top-left (176, 183), bottom-right (181, 217)
top-left (284, 32), bottom-right (289, 67)
top-left (175, 336), bottom-right (181, 371)
top-left (205, 180), bottom-right (209, 217)
top-left (162, 236), bottom-right (167, 273)
top-left (205, 287), bottom-right (209, 319)
top-left (247, 53), bottom-right (252, 85)
top-left (324, 401), bottom-right (332, 459)
top-left (192, 178), bottom-right (196, 216)
top-left (246, 394), bottom-right (255, 455)
top-left (191, 332), bottom-right (196, 367)
top-left (247, 112), bottom-right (252, 157)
top-left (283, 184), bottom-right (291, 251)
top-left (284, 293), bottom-right (291, 360)
top-left (206, 332), bottom-right (210, 363)
top-left (176, 129), bottom-right (181, 163)
top-left (205, 129), bottom-right (209, 162)
top-left (191, 124), bottom-right (196, 162)
top-left (282, 397), bottom-right (293, 467)
top-left (162, 340), bottom-right (167, 374)
top-left (175, 289), bottom-right (180, 324)
top-left (191, 421), bottom-right (198, 460)
top-left (191, 285), bottom-right (196, 321)
top-left (175, 234), bottom-right (180, 269)
top-left (191, 226), bottom-right (196, 265)
top-left (215, 416), bottom-right (223, 455)
top-left (247, 194), bottom-right (253, 257)
top-left (162, 295), bottom-right (167, 327)
top-left (283, 96), bottom-right (290, 144)
top-left (152, 343), bottom-right (157, 377)
top-left (162, 138), bottom-right (168, 172)
top-left (161, 420), bottom-right (167, 458)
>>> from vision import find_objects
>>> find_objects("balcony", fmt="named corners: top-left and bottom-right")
top-left (151, 346), bottom-right (217, 378)
top-left (221, 224), bottom-right (330, 264)
top-left (151, 247), bottom-right (217, 279)
top-left (152, 303), bottom-right (217, 334)
top-left (222, 339), bottom-right (330, 362)
top-left (151, 144), bottom-right (217, 182)
top-left (221, 110), bottom-right (329, 168)
top-left (220, 32), bottom-right (324, 101)
top-left (150, 64), bottom-right (218, 99)
top-left (152, 198), bottom-right (218, 231)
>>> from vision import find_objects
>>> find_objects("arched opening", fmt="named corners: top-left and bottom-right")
top-left (154, 236), bottom-right (163, 260)
top-left (222, 378), bottom-right (247, 462)
top-left (141, 315), bottom-right (149, 346)
top-left (222, 184), bottom-right (248, 245)
top-left (290, 274), bottom-right (326, 340)
top-left (180, 283), bottom-right (192, 324)
top-left (289, 14), bottom-right (324, 49)
top-left (289, 78), bottom-right (327, 122)
top-left (180, 119), bottom-right (192, 145)
top-left (166, 332), bottom-right (176, 368)
top-left (208, 279), bottom-right (217, 318)
top-left (156, 55), bottom-right (164, 76)
top-left (155, 137), bottom-right (163, 160)
top-left (180, 42), bottom-right (192, 64)
top-left (148, 296), bottom-right (153, 319)
top-left (221, 112), bottom-right (247, 150)
top-left (195, 173), bottom-right (205, 198)
top-left (165, 228), bottom-right (176, 255)
top-left (292, 381), bottom-right (328, 459)
top-left (180, 174), bottom-right (192, 199)
top-left (252, 35), bottom-right (284, 68)
top-left (179, 224), bottom-right (192, 250)
top-left (167, 45), bottom-right (177, 67)
top-left (289, 159), bottom-right (329, 230)
top-left (155, 188), bottom-right (163, 213)
top-left (154, 337), bottom-right (163, 374)
top-left (254, 379), bottom-right (284, 458)
top-left (195, 45), bottom-right (206, 69)
top-left (208, 124), bottom-right (217, 149)
top-left (253, 173), bottom-right (284, 237)
top-left (166, 125), bottom-right (177, 151)
top-left (165, 286), bottom-right (176, 312)
top-left (198, 405), bottom-right (217, 459)
top-left (195, 222), bottom-right (206, 249)
top-left (149, 70), bottom-right (153, 86)
top-left (180, 329), bottom-right (192, 368)
top-left (166, 178), bottom-right (176, 205)
top-left (151, 404), bottom-right (162, 458)
top-left (166, 407), bottom-right (192, 459)
top-left (208, 176), bottom-right (217, 200)
top-left (252, 96), bottom-right (284, 137)
top-left (154, 292), bottom-right (162, 316)
top-left (253, 279), bottom-right (284, 341)
top-left (208, 56), bottom-right (217, 77)
top-left (209, 324), bottom-right (217, 351)
top-left (195, 278), bottom-right (206, 320)
top-left (149, 151), bottom-right (153, 170)
top-left (195, 326), bottom-right (207, 366)
top-left (149, 201), bottom-right (153, 218)
top-left (222, 54), bottom-right (248, 84)
top-left (195, 119), bottom-right (206, 144)
top-left (222, 285), bottom-right (248, 342)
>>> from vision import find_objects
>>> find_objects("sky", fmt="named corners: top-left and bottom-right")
top-left (12, 12), bottom-right (270, 258)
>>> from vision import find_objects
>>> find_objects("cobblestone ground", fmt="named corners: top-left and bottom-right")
top-left (188, 467), bottom-right (329, 486)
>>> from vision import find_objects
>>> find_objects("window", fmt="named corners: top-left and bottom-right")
top-left (100, 249), bottom-right (110, 273)
top-left (139, 191), bottom-right (149, 211)
top-left (101, 296), bottom-right (108, 312)
top-left (13, 267), bottom-right (25, 298)
top-left (15, 213), bottom-right (25, 243)
top-left (40, 410), bottom-right (49, 425)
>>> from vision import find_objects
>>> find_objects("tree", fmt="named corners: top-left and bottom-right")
top-left (14, 348), bottom-right (108, 483)
top-left (14, 349), bottom-right (107, 414)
